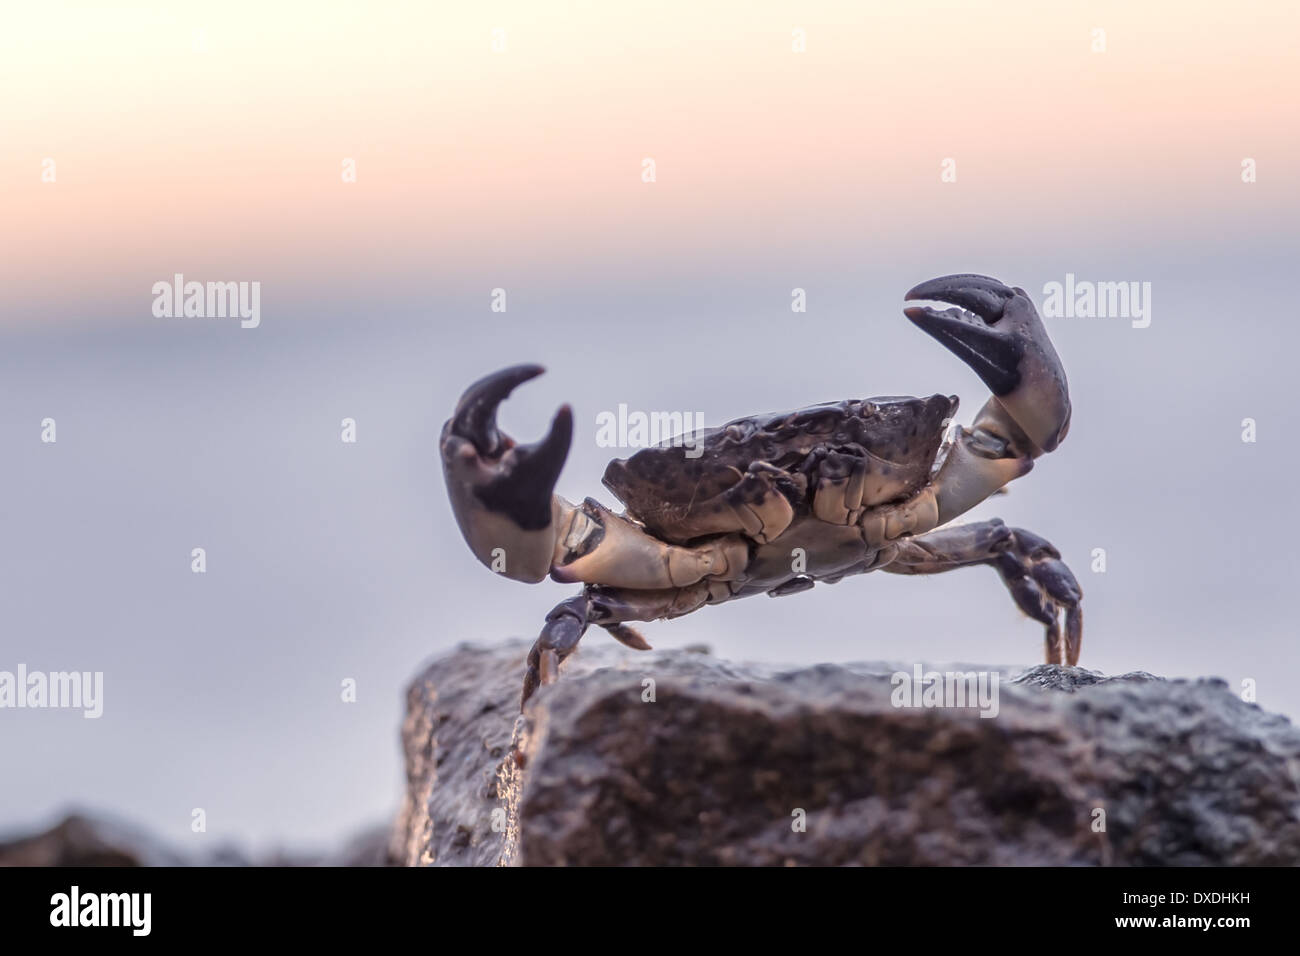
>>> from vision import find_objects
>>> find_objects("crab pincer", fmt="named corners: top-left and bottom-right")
top-left (440, 364), bottom-right (573, 584)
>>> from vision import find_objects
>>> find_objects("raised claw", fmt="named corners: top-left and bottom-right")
top-left (905, 278), bottom-right (1024, 399)
top-left (906, 274), bottom-right (1015, 325)
top-left (904, 274), bottom-right (1071, 455)
top-left (450, 363), bottom-right (545, 457)
top-left (475, 404), bottom-right (573, 531)
top-left (441, 365), bottom-right (573, 583)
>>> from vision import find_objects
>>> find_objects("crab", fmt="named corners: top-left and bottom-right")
top-left (440, 274), bottom-right (1083, 708)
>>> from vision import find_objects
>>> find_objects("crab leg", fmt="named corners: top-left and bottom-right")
top-left (521, 582), bottom-right (727, 707)
top-left (521, 593), bottom-right (591, 706)
top-left (549, 498), bottom-right (750, 589)
top-left (881, 518), bottom-right (1083, 665)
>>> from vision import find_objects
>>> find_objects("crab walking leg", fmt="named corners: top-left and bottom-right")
top-left (522, 592), bottom-right (591, 707)
top-left (521, 581), bottom-right (729, 707)
top-left (880, 519), bottom-right (1083, 665)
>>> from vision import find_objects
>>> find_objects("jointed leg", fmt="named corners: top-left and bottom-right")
top-left (522, 593), bottom-right (591, 708)
top-left (521, 580), bottom-right (727, 708)
top-left (881, 518), bottom-right (1083, 665)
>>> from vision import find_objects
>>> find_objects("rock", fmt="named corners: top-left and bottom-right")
top-left (394, 639), bottom-right (1300, 866)
top-left (0, 813), bottom-right (191, 867)
top-left (325, 823), bottom-right (399, 867)
top-left (0, 813), bottom-right (395, 867)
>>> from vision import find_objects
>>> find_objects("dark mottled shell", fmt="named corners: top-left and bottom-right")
top-left (603, 394), bottom-right (957, 531)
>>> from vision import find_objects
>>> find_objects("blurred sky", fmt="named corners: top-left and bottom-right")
top-left (2, 0), bottom-right (1298, 851)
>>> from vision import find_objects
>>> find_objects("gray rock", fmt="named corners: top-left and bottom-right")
top-left (0, 812), bottom-right (394, 867)
top-left (394, 639), bottom-right (1300, 866)
top-left (0, 812), bottom-right (192, 867)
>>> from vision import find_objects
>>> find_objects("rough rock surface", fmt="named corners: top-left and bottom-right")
top-left (394, 640), bottom-right (1300, 866)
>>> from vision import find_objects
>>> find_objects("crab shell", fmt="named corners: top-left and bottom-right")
top-left (602, 395), bottom-right (957, 545)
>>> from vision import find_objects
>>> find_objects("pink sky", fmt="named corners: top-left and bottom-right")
top-left (2, 1), bottom-right (1295, 319)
